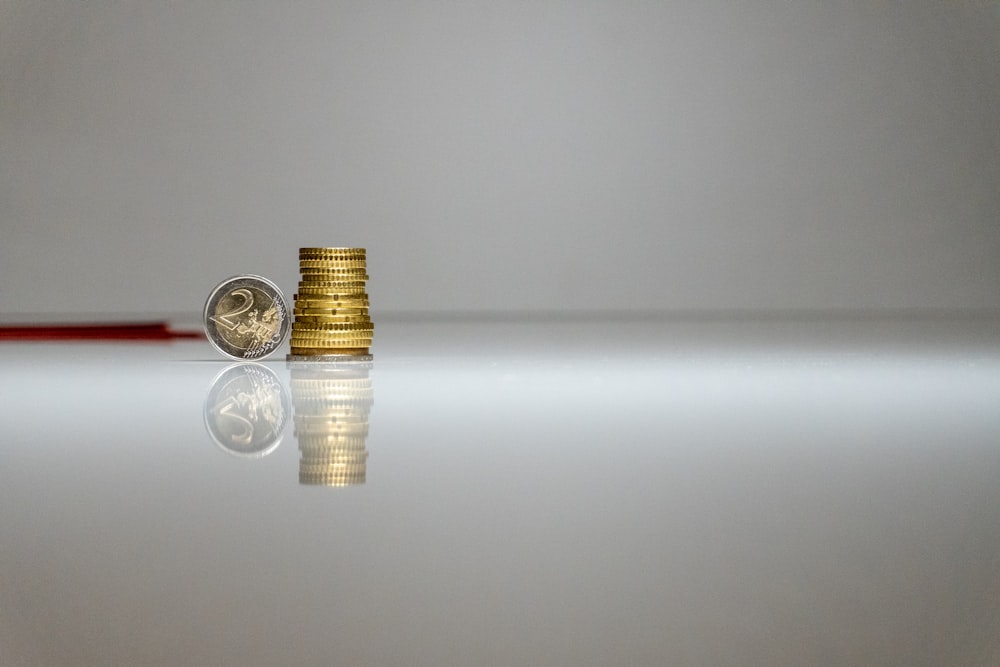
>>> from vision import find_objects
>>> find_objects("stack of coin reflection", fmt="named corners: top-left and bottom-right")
top-left (289, 361), bottom-right (373, 486)
top-left (288, 247), bottom-right (373, 359)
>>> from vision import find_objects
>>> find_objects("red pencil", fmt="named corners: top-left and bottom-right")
top-left (0, 322), bottom-right (204, 341)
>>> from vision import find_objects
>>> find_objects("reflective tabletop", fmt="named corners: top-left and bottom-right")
top-left (2, 314), bottom-right (999, 665)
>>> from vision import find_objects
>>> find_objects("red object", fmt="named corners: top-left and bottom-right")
top-left (0, 322), bottom-right (204, 341)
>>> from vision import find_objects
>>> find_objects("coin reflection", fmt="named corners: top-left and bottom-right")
top-left (204, 363), bottom-right (290, 458)
top-left (288, 360), bottom-right (373, 486)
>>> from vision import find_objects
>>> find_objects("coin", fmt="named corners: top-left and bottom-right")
top-left (299, 248), bottom-right (366, 259)
top-left (203, 362), bottom-right (290, 458)
top-left (298, 259), bottom-right (368, 269)
top-left (291, 323), bottom-right (373, 332)
top-left (287, 349), bottom-right (372, 359)
top-left (293, 307), bottom-right (369, 316)
top-left (291, 334), bottom-right (374, 343)
top-left (296, 282), bottom-right (368, 291)
top-left (289, 340), bottom-right (374, 349)
top-left (292, 298), bottom-right (370, 308)
top-left (299, 270), bottom-right (370, 280)
top-left (204, 275), bottom-right (290, 360)
top-left (291, 317), bottom-right (373, 327)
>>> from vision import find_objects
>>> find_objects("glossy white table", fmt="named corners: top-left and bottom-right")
top-left (2, 314), bottom-right (999, 665)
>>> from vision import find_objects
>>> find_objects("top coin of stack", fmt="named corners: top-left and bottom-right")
top-left (288, 248), bottom-right (373, 359)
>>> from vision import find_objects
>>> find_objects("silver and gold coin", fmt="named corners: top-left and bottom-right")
top-left (204, 275), bottom-right (290, 360)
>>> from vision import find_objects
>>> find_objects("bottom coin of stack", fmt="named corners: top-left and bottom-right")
top-left (288, 247), bottom-right (374, 360)
top-left (290, 361), bottom-right (373, 486)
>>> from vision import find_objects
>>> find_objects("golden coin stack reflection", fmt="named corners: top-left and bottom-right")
top-left (289, 247), bottom-right (373, 358)
top-left (290, 362), bottom-right (373, 486)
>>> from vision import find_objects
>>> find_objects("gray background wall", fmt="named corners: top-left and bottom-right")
top-left (2, 1), bottom-right (998, 315)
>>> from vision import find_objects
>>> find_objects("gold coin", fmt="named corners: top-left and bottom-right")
top-left (296, 292), bottom-right (368, 299)
top-left (290, 338), bottom-right (374, 348)
top-left (291, 317), bottom-right (372, 327)
top-left (298, 275), bottom-right (369, 282)
top-left (293, 299), bottom-right (369, 309)
top-left (295, 290), bottom-right (367, 299)
top-left (292, 297), bottom-right (370, 308)
top-left (298, 253), bottom-right (366, 261)
top-left (296, 282), bottom-right (368, 290)
top-left (289, 330), bottom-right (373, 339)
top-left (289, 340), bottom-right (373, 349)
top-left (291, 324), bottom-right (372, 333)
top-left (289, 334), bottom-right (373, 342)
top-left (291, 338), bottom-right (373, 347)
top-left (297, 275), bottom-right (366, 281)
top-left (294, 306), bottom-right (369, 315)
top-left (291, 333), bottom-right (373, 342)
top-left (299, 269), bottom-right (368, 277)
top-left (299, 247), bottom-right (366, 256)
top-left (294, 289), bottom-right (368, 297)
top-left (296, 284), bottom-right (368, 290)
top-left (293, 303), bottom-right (370, 312)
top-left (299, 273), bottom-right (370, 282)
top-left (290, 347), bottom-right (373, 355)
top-left (290, 328), bottom-right (373, 337)
top-left (291, 328), bottom-right (374, 335)
top-left (298, 252), bottom-right (366, 260)
top-left (293, 316), bottom-right (369, 324)
top-left (291, 321), bottom-right (373, 331)
top-left (290, 346), bottom-right (370, 356)
top-left (299, 259), bottom-right (368, 269)
top-left (297, 256), bottom-right (365, 266)
top-left (299, 266), bottom-right (368, 274)
top-left (296, 280), bottom-right (368, 289)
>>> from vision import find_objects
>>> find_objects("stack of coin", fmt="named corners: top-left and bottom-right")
top-left (288, 247), bottom-right (373, 359)
top-left (290, 361), bottom-right (373, 486)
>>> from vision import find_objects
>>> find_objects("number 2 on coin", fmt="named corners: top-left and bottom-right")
top-left (210, 288), bottom-right (253, 331)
